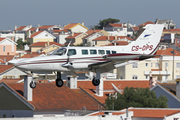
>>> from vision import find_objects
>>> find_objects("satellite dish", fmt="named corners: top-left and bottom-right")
top-left (111, 83), bottom-right (122, 94)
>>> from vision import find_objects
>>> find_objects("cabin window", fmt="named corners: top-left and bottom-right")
top-left (82, 50), bottom-right (88, 55)
top-left (98, 50), bottom-right (105, 54)
top-left (112, 51), bottom-right (116, 54)
top-left (67, 49), bottom-right (76, 56)
top-left (90, 50), bottom-right (97, 54)
top-left (3, 46), bottom-right (5, 52)
top-left (106, 50), bottom-right (111, 54)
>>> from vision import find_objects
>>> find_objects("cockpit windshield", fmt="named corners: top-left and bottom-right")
top-left (51, 48), bottom-right (67, 56)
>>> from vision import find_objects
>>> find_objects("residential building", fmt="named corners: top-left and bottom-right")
top-left (26, 31), bottom-right (56, 44)
top-left (155, 18), bottom-right (176, 29)
top-left (104, 23), bottom-right (131, 36)
top-left (0, 65), bottom-right (27, 79)
top-left (29, 42), bottom-right (63, 53)
top-left (0, 38), bottom-right (17, 55)
top-left (38, 25), bottom-right (62, 31)
top-left (117, 48), bottom-right (180, 82)
top-left (63, 22), bottom-right (88, 33)
top-left (151, 82), bottom-right (180, 108)
top-left (92, 36), bottom-right (133, 47)
top-left (64, 32), bottom-right (87, 46)
top-left (0, 30), bottom-right (25, 42)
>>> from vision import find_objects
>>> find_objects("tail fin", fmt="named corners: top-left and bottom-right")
top-left (125, 24), bottom-right (164, 55)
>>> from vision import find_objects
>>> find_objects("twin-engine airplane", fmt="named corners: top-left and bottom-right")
top-left (9, 24), bottom-right (164, 89)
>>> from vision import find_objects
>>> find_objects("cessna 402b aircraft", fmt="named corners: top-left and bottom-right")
top-left (9, 24), bottom-right (164, 89)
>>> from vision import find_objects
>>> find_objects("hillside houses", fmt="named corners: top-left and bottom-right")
top-left (1, 19), bottom-right (180, 119)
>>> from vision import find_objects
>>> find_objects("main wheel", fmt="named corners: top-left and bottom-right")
top-left (56, 79), bottom-right (64, 87)
top-left (92, 78), bottom-right (100, 86)
top-left (30, 81), bottom-right (36, 89)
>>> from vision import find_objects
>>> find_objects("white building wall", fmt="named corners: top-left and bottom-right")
top-left (132, 117), bottom-right (162, 120)
top-left (71, 25), bottom-right (88, 33)
top-left (0, 33), bottom-right (25, 42)
top-left (165, 112), bottom-right (180, 120)
top-left (34, 31), bottom-right (55, 39)
top-left (59, 34), bottom-right (69, 44)
top-left (0, 67), bottom-right (27, 79)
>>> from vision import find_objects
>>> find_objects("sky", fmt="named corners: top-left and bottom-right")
top-left (0, 0), bottom-right (180, 31)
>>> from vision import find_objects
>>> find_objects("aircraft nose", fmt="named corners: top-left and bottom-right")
top-left (8, 59), bottom-right (19, 65)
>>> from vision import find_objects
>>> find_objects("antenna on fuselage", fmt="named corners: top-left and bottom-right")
top-left (67, 41), bottom-right (71, 47)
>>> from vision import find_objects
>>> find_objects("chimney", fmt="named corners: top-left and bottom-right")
top-left (24, 76), bottom-right (33, 101)
top-left (96, 77), bottom-right (104, 96)
top-left (66, 75), bottom-right (78, 89)
top-left (82, 22), bottom-right (84, 26)
top-left (115, 35), bottom-right (117, 40)
top-left (15, 25), bottom-right (17, 30)
top-left (28, 30), bottom-right (31, 38)
top-left (176, 79), bottom-right (180, 98)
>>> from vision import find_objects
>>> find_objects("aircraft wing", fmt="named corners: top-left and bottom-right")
top-left (88, 60), bottom-right (116, 73)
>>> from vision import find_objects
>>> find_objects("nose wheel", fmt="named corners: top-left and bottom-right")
top-left (92, 78), bottom-right (100, 86)
top-left (56, 79), bottom-right (64, 87)
top-left (30, 81), bottom-right (36, 89)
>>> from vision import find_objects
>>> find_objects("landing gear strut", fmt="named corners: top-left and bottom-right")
top-left (56, 72), bottom-right (64, 87)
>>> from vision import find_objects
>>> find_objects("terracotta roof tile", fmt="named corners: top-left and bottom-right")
top-left (132, 27), bottom-right (140, 31)
top-left (8, 83), bottom-right (105, 110)
top-left (0, 55), bottom-right (14, 62)
top-left (19, 53), bottom-right (44, 58)
top-left (15, 26), bottom-right (26, 31)
top-left (64, 23), bottom-right (78, 29)
top-left (138, 21), bottom-right (154, 26)
top-left (0, 38), bottom-right (5, 41)
top-left (89, 111), bottom-right (125, 116)
top-left (155, 48), bottom-right (180, 56)
top-left (129, 108), bottom-right (180, 118)
top-left (0, 78), bottom-right (22, 84)
top-left (38, 25), bottom-right (54, 29)
top-left (93, 36), bottom-right (133, 41)
top-left (66, 33), bottom-right (82, 39)
top-left (29, 31), bottom-right (43, 38)
top-left (105, 41), bottom-right (129, 46)
top-left (30, 42), bottom-right (63, 47)
top-left (78, 80), bottom-right (149, 104)
top-left (108, 23), bottom-right (126, 28)
top-left (86, 30), bottom-right (102, 34)
top-left (0, 65), bottom-right (14, 74)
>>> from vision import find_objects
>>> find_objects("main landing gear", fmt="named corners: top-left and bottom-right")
top-left (56, 72), bottom-right (64, 87)
top-left (92, 69), bottom-right (100, 86)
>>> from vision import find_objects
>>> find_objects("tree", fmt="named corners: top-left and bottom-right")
top-left (105, 87), bottom-right (168, 110)
top-left (94, 18), bottom-right (120, 29)
top-left (16, 38), bottom-right (31, 50)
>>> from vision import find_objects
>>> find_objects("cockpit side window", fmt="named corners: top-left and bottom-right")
top-left (52, 48), bottom-right (66, 56)
top-left (67, 49), bottom-right (76, 56)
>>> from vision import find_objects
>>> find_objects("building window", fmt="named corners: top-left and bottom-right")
top-left (155, 63), bottom-right (159, 68)
top-left (165, 62), bottom-right (168, 68)
top-left (132, 75), bottom-right (138, 79)
top-left (3, 46), bottom-right (5, 52)
top-left (151, 63), bottom-right (153, 67)
top-left (145, 63), bottom-right (148, 67)
top-left (176, 63), bottom-right (180, 68)
top-left (145, 75), bottom-right (149, 79)
top-left (132, 62), bottom-right (138, 68)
